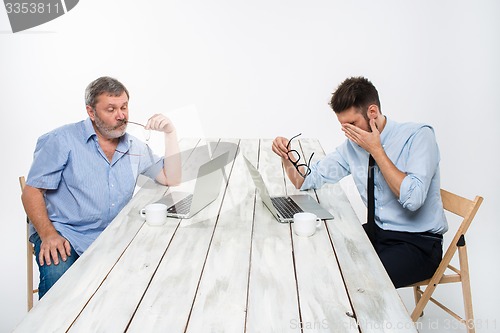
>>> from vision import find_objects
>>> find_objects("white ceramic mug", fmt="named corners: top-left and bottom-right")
top-left (293, 212), bottom-right (321, 237)
top-left (140, 203), bottom-right (167, 226)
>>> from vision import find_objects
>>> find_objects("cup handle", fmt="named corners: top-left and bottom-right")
top-left (316, 218), bottom-right (322, 228)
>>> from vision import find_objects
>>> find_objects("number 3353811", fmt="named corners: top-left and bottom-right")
top-left (5, 2), bottom-right (61, 14)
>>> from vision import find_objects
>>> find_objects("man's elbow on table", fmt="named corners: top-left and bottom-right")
top-left (156, 170), bottom-right (182, 187)
top-left (165, 176), bottom-right (182, 187)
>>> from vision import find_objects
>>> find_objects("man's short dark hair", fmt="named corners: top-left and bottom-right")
top-left (329, 76), bottom-right (381, 114)
top-left (85, 76), bottom-right (129, 108)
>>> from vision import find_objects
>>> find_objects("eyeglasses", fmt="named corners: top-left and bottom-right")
top-left (115, 121), bottom-right (153, 161)
top-left (286, 133), bottom-right (314, 178)
top-left (127, 121), bottom-right (151, 142)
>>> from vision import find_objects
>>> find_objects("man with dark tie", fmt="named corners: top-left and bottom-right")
top-left (272, 76), bottom-right (447, 288)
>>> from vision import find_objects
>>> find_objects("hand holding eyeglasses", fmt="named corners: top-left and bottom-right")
top-left (272, 136), bottom-right (291, 159)
top-left (145, 114), bottom-right (176, 134)
top-left (272, 133), bottom-right (314, 178)
top-left (118, 114), bottom-right (176, 157)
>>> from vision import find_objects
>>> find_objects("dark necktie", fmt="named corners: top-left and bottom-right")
top-left (366, 154), bottom-right (376, 244)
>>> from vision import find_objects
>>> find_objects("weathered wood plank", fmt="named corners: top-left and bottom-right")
top-left (245, 139), bottom-right (301, 333)
top-left (185, 139), bottom-right (259, 333)
top-left (125, 139), bottom-right (239, 333)
top-left (283, 137), bottom-right (358, 332)
top-left (69, 220), bottom-right (180, 332)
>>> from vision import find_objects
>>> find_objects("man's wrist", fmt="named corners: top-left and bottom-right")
top-left (164, 127), bottom-right (177, 135)
top-left (370, 146), bottom-right (385, 160)
top-left (38, 227), bottom-right (59, 241)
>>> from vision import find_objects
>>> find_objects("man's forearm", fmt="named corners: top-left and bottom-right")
top-left (372, 149), bottom-right (406, 198)
top-left (283, 158), bottom-right (305, 189)
top-left (21, 185), bottom-right (58, 239)
top-left (162, 130), bottom-right (181, 186)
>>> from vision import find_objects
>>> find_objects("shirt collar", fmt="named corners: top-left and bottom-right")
top-left (379, 116), bottom-right (394, 145)
top-left (83, 117), bottom-right (96, 142)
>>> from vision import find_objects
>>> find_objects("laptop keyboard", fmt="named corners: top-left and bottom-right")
top-left (271, 196), bottom-right (303, 219)
top-left (167, 194), bottom-right (193, 215)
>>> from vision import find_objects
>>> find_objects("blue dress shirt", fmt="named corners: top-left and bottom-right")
top-left (26, 118), bottom-right (164, 255)
top-left (301, 118), bottom-right (448, 234)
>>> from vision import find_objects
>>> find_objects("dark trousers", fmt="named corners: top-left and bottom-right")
top-left (363, 223), bottom-right (443, 288)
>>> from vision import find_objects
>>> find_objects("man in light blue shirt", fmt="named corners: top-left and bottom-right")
top-left (272, 76), bottom-right (447, 288)
top-left (21, 76), bottom-right (181, 298)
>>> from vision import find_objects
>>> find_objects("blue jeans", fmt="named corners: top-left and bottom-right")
top-left (31, 233), bottom-right (80, 299)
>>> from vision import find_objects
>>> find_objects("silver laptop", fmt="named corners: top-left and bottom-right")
top-left (243, 156), bottom-right (334, 223)
top-left (156, 152), bottom-right (229, 219)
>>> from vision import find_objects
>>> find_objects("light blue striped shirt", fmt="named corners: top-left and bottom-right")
top-left (27, 118), bottom-right (164, 255)
top-left (301, 118), bottom-right (448, 234)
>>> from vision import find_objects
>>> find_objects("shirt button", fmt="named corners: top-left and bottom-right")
top-left (111, 203), bottom-right (115, 207)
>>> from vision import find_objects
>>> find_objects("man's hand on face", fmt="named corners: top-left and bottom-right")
top-left (342, 118), bottom-right (383, 155)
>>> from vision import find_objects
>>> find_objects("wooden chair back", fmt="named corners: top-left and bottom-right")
top-left (19, 176), bottom-right (38, 311)
top-left (411, 188), bottom-right (483, 333)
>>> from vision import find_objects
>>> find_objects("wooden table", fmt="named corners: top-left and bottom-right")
top-left (14, 138), bottom-right (416, 333)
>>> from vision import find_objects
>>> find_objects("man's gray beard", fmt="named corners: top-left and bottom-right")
top-left (94, 115), bottom-right (126, 139)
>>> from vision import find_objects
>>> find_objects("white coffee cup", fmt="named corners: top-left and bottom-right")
top-left (140, 203), bottom-right (167, 226)
top-left (293, 212), bottom-right (321, 237)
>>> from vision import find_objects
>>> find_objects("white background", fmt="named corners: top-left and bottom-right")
top-left (1, 0), bottom-right (499, 332)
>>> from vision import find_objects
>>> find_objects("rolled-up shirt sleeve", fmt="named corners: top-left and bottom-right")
top-left (398, 126), bottom-right (440, 211)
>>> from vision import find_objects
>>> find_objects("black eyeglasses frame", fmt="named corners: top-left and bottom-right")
top-left (286, 133), bottom-right (314, 178)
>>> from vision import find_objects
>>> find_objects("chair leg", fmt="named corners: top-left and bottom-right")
top-left (27, 238), bottom-right (34, 311)
top-left (458, 245), bottom-right (475, 333)
top-left (413, 286), bottom-right (423, 317)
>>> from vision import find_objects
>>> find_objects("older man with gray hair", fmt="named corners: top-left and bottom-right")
top-left (22, 76), bottom-right (181, 298)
